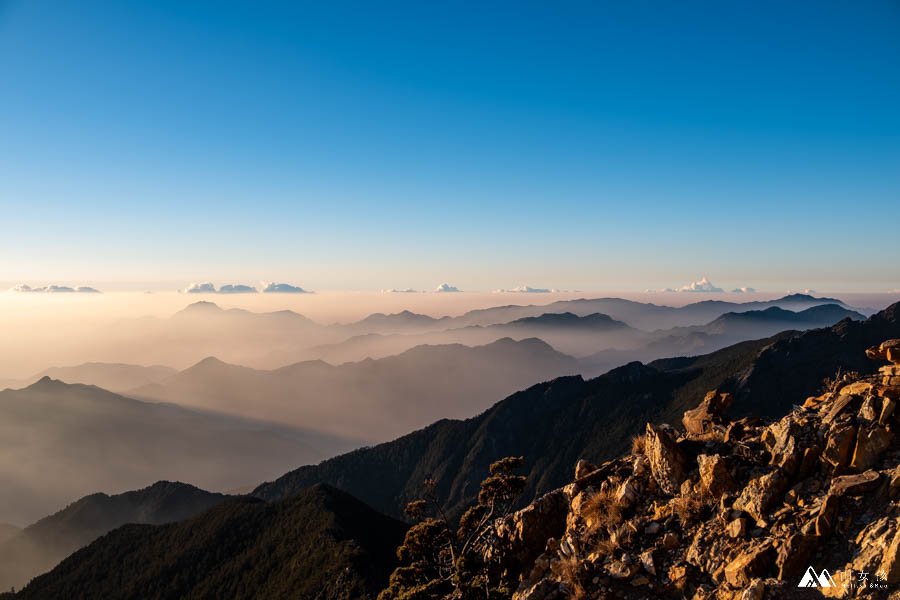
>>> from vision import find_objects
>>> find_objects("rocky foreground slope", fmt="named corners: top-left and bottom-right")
top-left (463, 340), bottom-right (900, 599)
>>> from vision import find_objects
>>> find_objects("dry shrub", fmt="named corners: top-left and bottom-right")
top-left (550, 555), bottom-right (588, 600)
top-left (670, 494), bottom-right (706, 526)
top-left (593, 537), bottom-right (618, 557)
top-left (582, 488), bottom-right (624, 535)
top-left (820, 369), bottom-right (862, 395)
top-left (631, 434), bottom-right (646, 455)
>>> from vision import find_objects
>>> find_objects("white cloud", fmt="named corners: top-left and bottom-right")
top-left (382, 288), bottom-right (421, 293)
top-left (218, 284), bottom-right (258, 294)
top-left (10, 284), bottom-right (101, 293)
top-left (730, 287), bottom-right (756, 294)
top-left (492, 285), bottom-right (554, 293)
top-left (262, 282), bottom-right (309, 294)
top-left (182, 282), bottom-right (217, 294)
top-left (676, 277), bottom-right (724, 293)
top-left (434, 283), bottom-right (461, 293)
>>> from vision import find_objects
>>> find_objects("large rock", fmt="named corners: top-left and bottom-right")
top-left (686, 521), bottom-right (730, 582)
top-left (777, 533), bottom-right (817, 579)
top-left (866, 339), bottom-right (900, 363)
top-left (682, 390), bottom-right (733, 435)
top-left (724, 543), bottom-right (775, 588)
top-left (830, 470), bottom-right (881, 496)
top-left (697, 454), bottom-right (734, 497)
top-left (851, 516), bottom-right (900, 585)
top-left (762, 418), bottom-right (803, 474)
top-left (644, 423), bottom-right (688, 496)
top-left (493, 490), bottom-right (569, 574)
top-left (822, 421), bottom-right (857, 468)
top-left (882, 527), bottom-right (900, 584)
top-left (850, 424), bottom-right (893, 470)
top-left (815, 494), bottom-right (840, 536)
top-left (733, 469), bottom-right (787, 523)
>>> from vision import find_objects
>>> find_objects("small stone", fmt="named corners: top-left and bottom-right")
top-left (644, 521), bottom-right (661, 535)
top-left (726, 518), bottom-right (747, 538)
top-left (740, 578), bottom-right (765, 600)
top-left (661, 532), bottom-right (679, 550)
top-left (858, 394), bottom-right (881, 421)
top-left (574, 458), bottom-right (597, 479)
top-left (640, 548), bottom-right (659, 576)
top-left (615, 477), bottom-right (639, 507)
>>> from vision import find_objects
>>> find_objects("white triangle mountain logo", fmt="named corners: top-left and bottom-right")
top-left (798, 566), bottom-right (836, 588)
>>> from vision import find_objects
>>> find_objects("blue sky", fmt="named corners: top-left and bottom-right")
top-left (1, 0), bottom-right (898, 291)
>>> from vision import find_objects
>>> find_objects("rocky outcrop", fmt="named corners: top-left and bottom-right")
top-left (485, 340), bottom-right (900, 599)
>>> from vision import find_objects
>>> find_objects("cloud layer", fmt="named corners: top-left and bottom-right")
top-left (10, 284), bottom-right (101, 293)
top-left (182, 282), bottom-right (218, 294)
top-left (434, 283), bottom-right (460, 293)
top-left (676, 277), bottom-right (724, 293)
top-left (218, 284), bottom-right (258, 294)
top-left (730, 287), bottom-right (757, 294)
top-left (180, 282), bottom-right (310, 294)
top-left (261, 282), bottom-right (309, 294)
top-left (382, 288), bottom-right (421, 293)
top-left (492, 285), bottom-right (554, 293)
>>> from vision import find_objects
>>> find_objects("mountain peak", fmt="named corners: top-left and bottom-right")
top-left (23, 376), bottom-right (69, 392)
top-left (176, 301), bottom-right (223, 315)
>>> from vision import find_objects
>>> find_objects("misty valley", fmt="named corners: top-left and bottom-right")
top-left (2, 292), bottom-right (897, 597)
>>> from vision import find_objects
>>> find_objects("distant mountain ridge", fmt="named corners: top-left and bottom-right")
top-left (0, 363), bottom-right (176, 393)
top-left (0, 378), bottom-right (353, 526)
top-left (0, 482), bottom-right (226, 592)
top-left (131, 337), bottom-right (578, 442)
top-left (12, 485), bottom-right (406, 600)
top-left (253, 301), bottom-right (900, 520)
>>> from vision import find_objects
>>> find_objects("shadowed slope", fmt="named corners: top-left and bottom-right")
top-left (0, 482), bottom-right (226, 592)
top-left (14, 485), bottom-right (406, 600)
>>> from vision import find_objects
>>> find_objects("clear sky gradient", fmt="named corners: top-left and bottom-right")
top-left (1, 1), bottom-right (898, 292)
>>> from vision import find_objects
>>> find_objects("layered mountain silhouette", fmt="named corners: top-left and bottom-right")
top-left (577, 302), bottom-right (863, 376)
top-left (427, 293), bottom-right (854, 331)
top-left (0, 379), bottom-right (353, 525)
top-left (296, 303), bottom-right (862, 371)
top-left (11, 485), bottom-right (406, 600)
top-left (254, 301), bottom-right (899, 520)
top-left (7, 301), bottom-right (898, 599)
top-left (0, 481), bottom-right (226, 592)
top-left (130, 337), bottom-right (578, 441)
top-left (40, 294), bottom-right (857, 371)
top-left (0, 363), bottom-right (175, 393)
